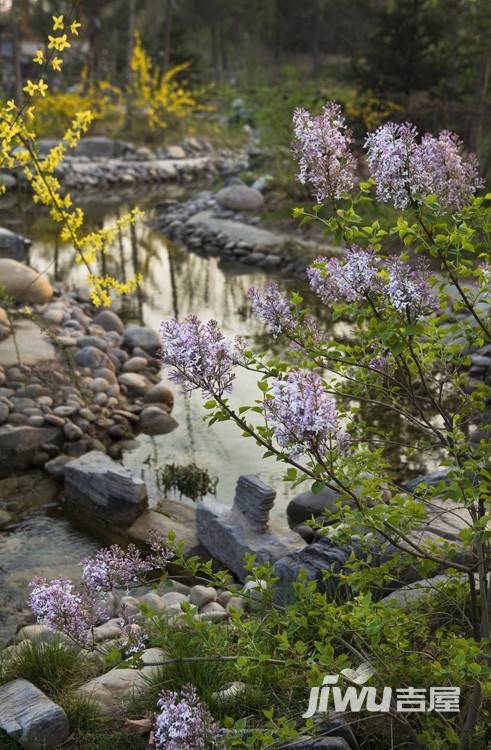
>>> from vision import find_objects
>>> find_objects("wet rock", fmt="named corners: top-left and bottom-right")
top-left (0, 679), bottom-right (69, 749)
top-left (216, 185), bottom-right (264, 211)
top-left (0, 259), bottom-right (53, 304)
top-left (0, 424), bottom-right (62, 477)
top-left (122, 325), bottom-right (160, 352)
top-left (64, 450), bottom-right (148, 526)
top-left (118, 372), bottom-right (150, 397)
top-left (139, 406), bottom-right (178, 435)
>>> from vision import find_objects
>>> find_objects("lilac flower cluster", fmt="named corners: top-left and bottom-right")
top-left (292, 102), bottom-right (357, 202)
top-left (160, 316), bottom-right (236, 398)
top-left (386, 257), bottom-right (437, 317)
top-left (153, 685), bottom-right (223, 750)
top-left (81, 544), bottom-right (151, 594)
top-left (264, 370), bottom-right (343, 457)
top-left (247, 282), bottom-right (295, 336)
top-left (120, 603), bottom-right (149, 656)
top-left (306, 247), bottom-right (382, 303)
top-left (29, 535), bottom-right (173, 650)
top-left (365, 122), bottom-right (483, 210)
top-left (28, 577), bottom-right (96, 646)
top-left (307, 247), bottom-right (436, 319)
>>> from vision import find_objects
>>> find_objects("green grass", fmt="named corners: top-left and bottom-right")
top-left (0, 638), bottom-right (91, 700)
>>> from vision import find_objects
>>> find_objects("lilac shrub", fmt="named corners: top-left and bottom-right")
top-left (153, 685), bottom-right (224, 750)
top-left (159, 102), bottom-right (490, 748)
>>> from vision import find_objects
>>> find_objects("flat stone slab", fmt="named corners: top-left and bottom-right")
top-left (0, 678), bottom-right (69, 749)
top-left (0, 319), bottom-right (57, 367)
top-left (0, 424), bottom-right (62, 478)
top-left (188, 210), bottom-right (286, 250)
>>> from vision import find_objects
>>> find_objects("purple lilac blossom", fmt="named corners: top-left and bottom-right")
top-left (365, 122), bottom-right (482, 210)
top-left (418, 130), bottom-right (484, 210)
top-left (292, 102), bottom-right (357, 202)
top-left (306, 247), bottom-right (382, 303)
top-left (120, 603), bottom-right (149, 656)
top-left (153, 685), bottom-right (223, 750)
top-left (160, 316), bottom-right (236, 398)
top-left (369, 355), bottom-right (392, 375)
top-left (264, 370), bottom-right (344, 457)
top-left (28, 576), bottom-right (95, 646)
top-left (247, 283), bottom-right (295, 336)
top-left (386, 257), bottom-right (436, 318)
top-left (147, 529), bottom-right (175, 569)
top-left (81, 544), bottom-right (151, 594)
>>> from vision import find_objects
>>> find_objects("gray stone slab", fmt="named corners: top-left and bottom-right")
top-left (0, 319), bottom-right (58, 367)
top-left (0, 679), bottom-right (69, 749)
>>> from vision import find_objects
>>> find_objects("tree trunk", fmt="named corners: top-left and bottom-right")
top-left (11, 7), bottom-right (23, 106)
top-left (468, 53), bottom-right (490, 155)
top-left (163, 0), bottom-right (173, 70)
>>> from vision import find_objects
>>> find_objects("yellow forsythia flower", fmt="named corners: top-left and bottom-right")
top-left (52, 15), bottom-right (64, 30)
top-left (52, 57), bottom-right (63, 71)
top-left (23, 80), bottom-right (38, 96)
top-left (70, 20), bottom-right (81, 36)
top-left (33, 49), bottom-right (44, 64)
top-left (38, 79), bottom-right (48, 97)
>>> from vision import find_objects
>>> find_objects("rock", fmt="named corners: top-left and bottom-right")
top-left (122, 325), bottom-right (160, 352)
top-left (0, 507), bottom-right (12, 527)
top-left (0, 401), bottom-right (9, 424)
top-left (63, 421), bottom-right (83, 441)
top-left (93, 618), bottom-right (122, 642)
top-left (0, 424), bottom-right (62, 477)
top-left (44, 455), bottom-right (74, 478)
top-left (0, 319), bottom-right (57, 367)
top-left (139, 406), bottom-right (178, 435)
top-left (123, 356), bottom-right (148, 373)
top-left (0, 227), bottom-right (30, 261)
top-left (212, 681), bottom-right (248, 704)
top-left (0, 259), bottom-right (52, 304)
top-left (226, 596), bottom-right (247, 614)
top-left (380, 574), bottom-right (464, 607)
top-left (0, 679), bottom-right (69, 749)
top-left (76, 335), bottom-right (108, 351)
top-left (73, 136), bottom-right (132, 159)
top-left (74, 346), bottom-right (112, 370)
top-left (93, 309), bottom-right (125, 335)
top-left (143, 381), bottom-right (174, 409)
top-left (216, 185), bottom-right (264, 211)
top-left (197, 476), bottom-right (305, 581)
top-left (15, 624), bottom-right (70, 645)
top-left (64, 450), bottom-right (148, 527)
top-left (127, 505), bottom-right (205, 559)
top-left (251, 175), bottom-right (273, 192)
top-left (166, 145), bottom-right (187, 159)
top-left (189, 585), bottom-right (217, 608)
top-left (77, 668), bottom-right (145, 715)
top-left (118, 372), bottom-right (150, 397)
top-left (284, 739), bottom-right (351, 749)
top-left (198, 601), bottom-right (228, 622)
top-left (139, 592), bottom-right (166, 612)
top-left (187, 211), bottom-right (284, 251)
top-left (287, 486), bottom-right (346, 527)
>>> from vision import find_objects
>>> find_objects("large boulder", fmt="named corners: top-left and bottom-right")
top-left (128, 503), bottom-right (205, 558)
top-left (0, 424), bottom-right (62, 478)
top-left (216, 184), bottom-right (264, 211)
top-left (64, 450), bottom-right (148, 527)
top-left (0, 679), bottom-right (69, 749)
top-left (0, 227), bottom-right (30, 261)
top-left (0, 259), bottom-right (53, 304)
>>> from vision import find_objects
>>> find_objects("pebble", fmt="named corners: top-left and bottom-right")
top-left (76, 335), bottom-right (108, 351)
top-left (123, 356), bottom-right (148, 373)
top-left (118, 372), bottom-right (150, 397)
top-left (0, 402), bottom-right (9, 424)
top-left (27, 415), bottom-right (45, 427)
top-left (53, 405), bottom-right (78, 417)
top-left (63, 421), bottom-right (83, 441)
top-left (189, 585), bottom-right (217, 608)
top-left (44, 414), bottom-right (65, 427)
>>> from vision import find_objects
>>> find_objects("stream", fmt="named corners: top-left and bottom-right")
top-left (0, 182), bottom-right (439, 644)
